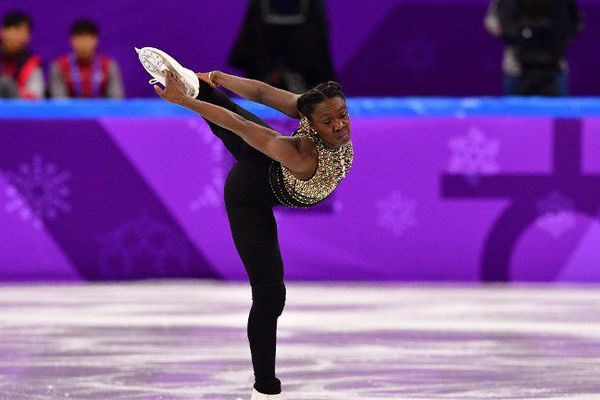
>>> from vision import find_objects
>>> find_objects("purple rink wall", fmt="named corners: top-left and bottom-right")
top-left (1, 0), bottom-right (600, 96)
top-left (1, 98), bottom-right (600, 283)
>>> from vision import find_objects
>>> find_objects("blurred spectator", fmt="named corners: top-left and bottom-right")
top-left (229, 0), bottom-right (335, 93)
top-left (0, 11), bottom-right (45, 99)
top-left (485, 0), bottom-right (582, 96)
top-left (50, 19), bottom-right (124, 98)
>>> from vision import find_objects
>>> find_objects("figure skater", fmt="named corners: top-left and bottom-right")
top-left (136, 47), bottom-right (353, 400)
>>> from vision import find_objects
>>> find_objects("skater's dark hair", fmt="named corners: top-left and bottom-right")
top-left (70, 19), bottom-right (99, 36)
top-left (297, 81), bottom-right (345, 120)
top-left (2, 11), bottom-right (32, 30)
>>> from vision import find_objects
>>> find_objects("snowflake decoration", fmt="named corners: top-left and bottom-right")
top-left (534, 191), bottom-right (576, 238)
top-left (97, 211), bottom-right (192, 279)
top-left (188, 119), bottom-right (228, 210)
top-left (448, 127), bottom-right (500, 184)
top-left (376, 191), bottom-right (417, 236)
top-left (4, 154), bottom-right (71, 229)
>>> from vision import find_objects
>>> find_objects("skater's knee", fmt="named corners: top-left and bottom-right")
top-left (251, 281), bottom-right (286, 317)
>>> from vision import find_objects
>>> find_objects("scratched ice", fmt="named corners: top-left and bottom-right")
top-left (2, 283), bottom-right (599, 399)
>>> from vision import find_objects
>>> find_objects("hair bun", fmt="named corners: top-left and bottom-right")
top-left (296, 81), bottom-right (345, 119)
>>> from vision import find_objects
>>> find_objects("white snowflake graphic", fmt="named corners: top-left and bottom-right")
top-left (376, 191), bottom-right (417, 236)
top-left (188, 119), bottom-right (228, 210)
top-left (535, 191), bottom-right (576, 238)
top-left (448, 127), bottom-right (500, 184)
top-left (97, 211), bottom-right (191, 279)
top-left (4, 154), bottom-right (71, 229)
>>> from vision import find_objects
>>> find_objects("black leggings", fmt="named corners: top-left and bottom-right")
top-left (196, 82), bottom-right (285, 395)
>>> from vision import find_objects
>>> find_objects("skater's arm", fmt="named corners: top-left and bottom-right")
top-left (156, 71), bottom-right (310, 171)
top-left (199, 71), bottom-right (301, 119)
top-left (187, 99), bottom-right (308, 169)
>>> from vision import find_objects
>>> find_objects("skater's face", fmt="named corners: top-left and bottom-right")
top-left (309, 97), bottom-right (351, 148)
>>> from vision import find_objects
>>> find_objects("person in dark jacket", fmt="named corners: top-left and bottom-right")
top-left (485, 0), bottom-right (582, 95)
top-left (229, 0), bottom-right (336, 93)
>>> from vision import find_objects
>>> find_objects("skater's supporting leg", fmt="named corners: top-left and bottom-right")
top-left (224, 165), bottom-right (286, 395)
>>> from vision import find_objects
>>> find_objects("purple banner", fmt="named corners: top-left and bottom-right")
top-left (1, 0), bottom-right (600, 96)
top-left (2, 115), bottom-right (600, 282)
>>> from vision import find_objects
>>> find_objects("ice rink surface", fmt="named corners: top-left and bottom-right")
top-left (1, 282), bottom-right (600, 400)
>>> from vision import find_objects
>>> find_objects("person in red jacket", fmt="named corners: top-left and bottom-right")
top-left (50, 19), bottom-right (124, 98)
top-left (0, 11), bottom-right (45, 99)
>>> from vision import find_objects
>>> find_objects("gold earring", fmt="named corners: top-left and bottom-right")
top-left (300, 117), bottom-right (311, 132)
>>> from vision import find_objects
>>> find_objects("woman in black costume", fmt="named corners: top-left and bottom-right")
top-left (155, 68), bottom-right (353, 400)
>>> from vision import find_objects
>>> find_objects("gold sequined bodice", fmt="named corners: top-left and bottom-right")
top-left (269, 123), bottom-right (354, 208)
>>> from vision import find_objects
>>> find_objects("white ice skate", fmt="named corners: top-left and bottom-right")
top-left (250, 388), bottom-right (284, 400)
top-left (135, 46), bottom-right (199, 98)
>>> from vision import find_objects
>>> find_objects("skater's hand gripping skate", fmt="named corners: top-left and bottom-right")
top-left (154, 70), bottom-right (187, 105)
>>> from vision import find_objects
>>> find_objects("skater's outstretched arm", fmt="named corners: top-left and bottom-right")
top-left (197, 71), bottom-right (301, 119)
top-left (156, 71), bottom-right (314, 173)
